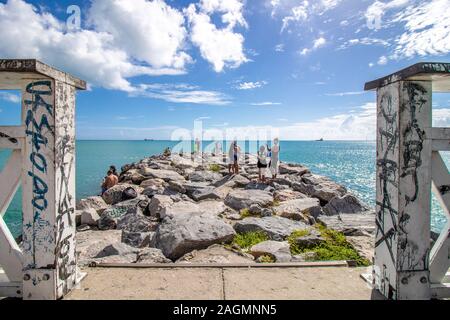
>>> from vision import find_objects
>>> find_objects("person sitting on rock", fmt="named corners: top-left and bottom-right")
top-left (101, 170), bottom-right (118, 195)
top-left (257, 145), bottom-right (268, 183)
top-left (163, 147), bottom-right (171, 157)
top-left (110, 165), bottom-right (119, 178)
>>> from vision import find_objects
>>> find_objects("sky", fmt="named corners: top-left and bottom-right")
top-left (0, 0), bottom-right (449, 140)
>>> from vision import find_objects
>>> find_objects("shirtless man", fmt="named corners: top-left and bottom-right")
top-left (102, 170), bottom-right (119, 194)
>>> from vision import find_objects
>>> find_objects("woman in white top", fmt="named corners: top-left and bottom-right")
top-left (270, 138), bottom-right (280, 179)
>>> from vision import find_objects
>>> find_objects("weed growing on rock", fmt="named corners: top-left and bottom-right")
top-left (232, 231), bottom-right (269, 250)
top-left (289, 224), bottom-right (370, 266)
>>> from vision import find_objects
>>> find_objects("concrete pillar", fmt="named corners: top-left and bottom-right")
top-left (0, 59), bottom-right (85, 300)
top-left (375, 80), bottom-right (432, 300)
top-left (366, 62), bottom-right (450, 300)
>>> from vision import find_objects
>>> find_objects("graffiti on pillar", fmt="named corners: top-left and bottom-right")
top-left (54, 82), bottom-right (77, 295)
top-left (397, 82), bottom-right (429, 271)
top-left (376, 91), bottom-right (399, 267)
top-left (22, 80), bottom-right (55, 269)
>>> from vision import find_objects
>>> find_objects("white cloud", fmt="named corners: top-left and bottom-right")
top-left (0, 92), bottom-right (21, 103)
top-left (391, 0), bottom-right (450, 59)
top-left (185, 0), bottom-right (248, 72)
top-left (433, 108), bottom-right (450, 127)
top-left (236, 81), bottom-right (268, 90)
top-left (365, 0), bottom-right (410, 30)
top-left (0, 0), bottom-right (190, 92)
top-left (88, 0), bottom-right (191, 70)
top-left (251, 102), bottom-right (282, 106)
top-left (133, 83), bottom-right (231, 105)
top-left (338, 37), bottom-right (391, 50)
top-left (326, 91), bottom-right (366, 97)
top-left (275, 0), bottom-right (343, 32)
top-left (275, 44), bottom-right (285, 52)
top-left (378, 55), bottom-right (388, 65)
top-left (300, 37), bottom-right (327, 55)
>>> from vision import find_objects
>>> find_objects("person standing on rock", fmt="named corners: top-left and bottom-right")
top-left (257, 145), bottom-right (268, 183)
top-left (228, 141), bottom-right (241, 175)
top-left (270, 138), bottom-right (280, 179)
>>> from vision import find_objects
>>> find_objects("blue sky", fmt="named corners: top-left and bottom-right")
top-left (0, 0), bottom-right (449, 140)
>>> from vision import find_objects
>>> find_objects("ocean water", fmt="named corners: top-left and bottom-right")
top-left (1, 140), bottom-right (448, 237)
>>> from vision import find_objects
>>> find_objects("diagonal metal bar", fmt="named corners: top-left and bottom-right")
top-left (430, 151), bottom-right (450, 284)
top-left (0, 149), bottom-right (22, 217)
top-left (0, 216), bottom-right (23, 282)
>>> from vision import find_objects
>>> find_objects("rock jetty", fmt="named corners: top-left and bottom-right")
top-left (75, 152), bottom-right (375, 265)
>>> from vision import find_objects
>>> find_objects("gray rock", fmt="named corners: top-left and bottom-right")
top-left (245, 181), bottom-right (275, 193)
top-left (140, 168), bottom-right (185, 182)
top-left (80, 208), bottom-right (101, 226)
top-left (323, 194), bottom-right (368, 215)
top-left (76, 196), bottom-right (109, 214)
top-left (279, 163), bottom-right (310, 176)
top-left (116, 208), bottom-right (157, 233)
top-left (318, 212), bottom-right (376, 236)
top-left (154, 213), bottom-right (236, 260)
top-left (293, 232), bottom-right (325, 249)
top-left (291, 252), bottom-right (318, 262)
top-left (346, 235), bottom-right (374, 262)
top-left (140, 178), bottom-right (166, 189)
top-left (122, 230), bottom-right (154, 248)
top-left (234, 216), bottom-right (311, 241)
top-left (137, 248), bottom-right (172, 264)
top-left (130, 173), bottom-right (146, 185)
top-left (191, 187), bottom-right (222, 201)
top-left (274, 189), bottom-right (307, 202)
top-left (189, 170), bottom-right (222, 183)
top-left (214, 174), bottom-right (250, 188)
top-left (273, 198), bottom-right (321, 222)
top-left (183, 182), bottom-right (212, 198)
top-left (98, 195), bottom-right (150, 230)
top-left (95, 242), bottom-right (139, 262)
top-left (102, 184), bottom-right (143, 205)
top-left (261, 208), bottom-right (273, 217)
top-left (148, 195), bottom-right (174, 219)
top-left (160, 201), bottom-right (202, 219)
top-left (292, 180), bottom-right (346, 204)
top-left (250, 241), bottom-right (292, 263)
top-left (177, 245), bottom-right (254, 264)
top-left (225, 189), bottom-right (274, 211)
top-left (168, 180), bottom-right (187, 194)
top-left (75, 210), bottom-right (82, 226)
top-left (249, 204), bottom-right (262, 215)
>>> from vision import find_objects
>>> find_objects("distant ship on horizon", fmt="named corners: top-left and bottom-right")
top-left (316, 138), bottom-right (324, 142)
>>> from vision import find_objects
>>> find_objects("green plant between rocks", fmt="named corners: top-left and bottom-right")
top-left (209, 164), bottom-right (221, 173)
top-left (288, 224), bottom-right (370, 267)
top-left (240, 208), bottom-right (261, 219)
top-left (258, 255), bottom-right (276, 263)
top-left (232, 231), bottom-right (269, 250)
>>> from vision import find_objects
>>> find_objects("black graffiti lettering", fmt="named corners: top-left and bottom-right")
top-left (30, 152), bottom-right (47, 173)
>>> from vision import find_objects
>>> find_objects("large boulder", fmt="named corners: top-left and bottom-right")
top-left (93, 243), bottom-right (140, 264)
top-left (80, 208), bottom-right (101, 226)
top-left (225, 189), bottom-right (274, 211)
top-left (116, 207), bottom-right (157, 233)
top-left (160, 201), bottom-right (202, 219)
top-left (137, 248), bottom-right (172, 264)
top-left (140, 178), bottom-right (166, 189)
top-left (98, 195), bottom-right (150, 230)
top-left (189, 170), bottom-right (222, 183)
top-left (140, 168), bottom-right (185, 182)
top-left (250, 241), bottom-right (292, 263)
top-left (323, 194), bottom-right (368, 215)
top-left (102, 184), bottom-right (143, 205)
top-left (318, 212), bottom-right (376, 236)
top-left (148, 195), bottom-right (174, 219)
top-left (183, 182), bottom-right (212, 198)
top-left (274, 189), bottom-right (307, 202)
top-left (76, 196), bottom-right (109, 214)
top-left (154, 214), bottom-right (236, 260)
top-left (293, 179), bottom-right (346, 204)
top-left (122, 230), bottom-right (154, 248)
top-left (197, 200), bottom-right (228, 216)
top-left (177, 245), bottom-right (254, 264)
top-left (191, 187), bottom-right (222, 201)
top-left (279, 163), bottom-right (310, 176)
top-left (273, 198), bottom-right (321, 222)
top-left (234, 216), bottom-right (311, 241)
top-left (214, 174), bottom-right (250, 188)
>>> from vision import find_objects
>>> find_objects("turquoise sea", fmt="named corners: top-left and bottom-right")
top-left (1, 140), bottom-right (448, 237)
